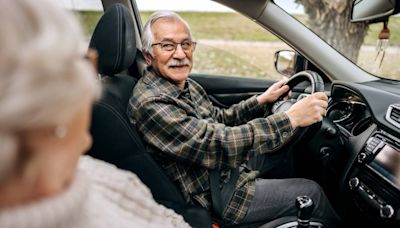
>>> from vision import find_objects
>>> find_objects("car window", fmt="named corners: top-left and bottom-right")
top-left (275, 0), bottom-right (400, 81)
top-left (59, 0), bottom-right (103, 37)
top-left (138, 1), bottom-right (293, 80)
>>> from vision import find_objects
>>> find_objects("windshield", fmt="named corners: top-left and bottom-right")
top-left (275, 0), bottom-right (400, 81)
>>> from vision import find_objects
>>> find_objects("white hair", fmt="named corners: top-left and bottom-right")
top-left (0, 0), bottom-right (101, 182)
top-left (141, 11), bottom-right (194, 56)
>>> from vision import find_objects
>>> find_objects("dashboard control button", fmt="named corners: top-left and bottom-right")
top-left (376, 198), bottom-right (385, 205)
top-left (365, 137), bottom-right (384, 155)
top-left (325, 127), bottom-right (337, 137)
top-left (357, 153), bottom-right (367, 163)
top-left (349, 177), bottom-right (359, 190)
top-left (380, 205), bottom-right (394, 219)
top-left (320, 147), bottom-right (332, 158)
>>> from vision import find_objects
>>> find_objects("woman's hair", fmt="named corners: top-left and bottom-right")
top-left (0, 0), bottom-right (101, 182)
top-left (141, 11), bottom-right (193, 56)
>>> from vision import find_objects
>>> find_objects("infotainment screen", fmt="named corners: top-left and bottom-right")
top-left (370, 144), bottom-right (400, 189)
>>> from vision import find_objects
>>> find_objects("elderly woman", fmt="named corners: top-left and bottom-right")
top-left (0, 0), bottom-right (190, 227)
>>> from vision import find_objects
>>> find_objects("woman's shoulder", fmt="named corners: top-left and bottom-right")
top-left (78, 156), bottom-right (152, 197)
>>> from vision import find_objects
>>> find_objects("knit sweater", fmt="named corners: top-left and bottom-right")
top-left (0, 156), bottom-right (191, 228)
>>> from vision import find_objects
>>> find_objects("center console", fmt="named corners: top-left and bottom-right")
top-left (346, 129), bottom-right (400, 224)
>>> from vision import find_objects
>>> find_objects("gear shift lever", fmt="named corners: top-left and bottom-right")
top-left (296, 195), bottom-right (315, 227)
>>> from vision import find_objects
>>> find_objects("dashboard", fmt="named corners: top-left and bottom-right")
top-left (327, 89), bottom-right (371, 137)
top-left (327, 81), bottom-right (400, 226)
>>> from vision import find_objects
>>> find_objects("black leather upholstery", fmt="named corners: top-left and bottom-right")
top-left (89, 3), bottom-right (136, 76)
top-left (88, 75), bottom-right (186, 202)
top-left (86, 4), bottom-right (211, 228)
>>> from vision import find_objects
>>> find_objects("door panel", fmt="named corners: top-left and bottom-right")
top-left (190, 73), bottom-right (277, 108)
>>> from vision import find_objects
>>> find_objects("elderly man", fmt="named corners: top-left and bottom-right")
top-left (128, 11), bottom-right (339, 225)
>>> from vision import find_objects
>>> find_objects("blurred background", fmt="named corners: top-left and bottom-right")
top-left (60, 0), bottom-right (400, 80)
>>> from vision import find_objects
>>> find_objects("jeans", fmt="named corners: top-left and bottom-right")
top-left (241, 150), bottom-right (340, 224)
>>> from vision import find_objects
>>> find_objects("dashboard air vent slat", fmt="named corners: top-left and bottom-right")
top-left (386, 104), bottom-right (400, 128)
top-left (391, 109), bottom-right (400, 121)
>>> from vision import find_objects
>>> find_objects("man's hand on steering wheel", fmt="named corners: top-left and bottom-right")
top-left (256, 71), bottom-right (328, 130)
top-left (259, 70), bottom-right (327, 151)
top-left (256, 79), bottom-right (290, 105)
top-left (285, 92), bottom-right (328, 128)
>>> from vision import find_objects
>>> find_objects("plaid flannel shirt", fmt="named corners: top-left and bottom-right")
top-left (127, 69), bottom-right (294, 224)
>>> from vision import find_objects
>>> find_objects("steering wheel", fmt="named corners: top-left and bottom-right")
top-left (269, 70), bottom-right (325, 151)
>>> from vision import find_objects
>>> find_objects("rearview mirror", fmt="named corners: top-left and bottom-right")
top-left (274, 50), bottom-right (297, 77)
top-left (351, 0), bottom-right (398, 23)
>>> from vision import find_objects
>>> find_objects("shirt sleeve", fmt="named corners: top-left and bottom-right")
top-left (134, 95), bottom-right (294, 169)
top-left (191, 81), bottom-right (267, 126)
top-left (209, 95), bottom-right (268, 126)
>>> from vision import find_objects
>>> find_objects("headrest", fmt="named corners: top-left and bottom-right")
top-left (89, 4), bottom-right (137, 76)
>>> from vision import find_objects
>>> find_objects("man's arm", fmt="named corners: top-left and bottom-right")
top-left (202, 79), bottom-right (290, 126)
top-left (189, 80), bottom-right (265, 126)
top-left (208, 95), bottom-right (267, 126)
top-left (134, 97), bottom-right (293, 169)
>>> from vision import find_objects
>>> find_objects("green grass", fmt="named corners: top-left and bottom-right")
top-left (194, 41), bottom-right (291, 80)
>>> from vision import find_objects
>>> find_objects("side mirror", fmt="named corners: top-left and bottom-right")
top-left (351, 0), bottom-right (398, 23)
top-left (274, 50), bottom-right (297, 77)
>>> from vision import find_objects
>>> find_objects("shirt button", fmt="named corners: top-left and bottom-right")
top-left (282, 132), bottom-right (288, 138)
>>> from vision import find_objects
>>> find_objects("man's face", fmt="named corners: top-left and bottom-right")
top-left (146, 17), bottom-right (194, 89)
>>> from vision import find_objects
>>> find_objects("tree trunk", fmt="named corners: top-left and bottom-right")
top-left (296, 0), bottom-right (369, 62)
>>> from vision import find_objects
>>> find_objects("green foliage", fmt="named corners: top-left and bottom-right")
top-left (76, 11), bottom-right (102, 36)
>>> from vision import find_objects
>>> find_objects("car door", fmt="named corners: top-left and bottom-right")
top-left (190, 73), bottom-right (273, 108)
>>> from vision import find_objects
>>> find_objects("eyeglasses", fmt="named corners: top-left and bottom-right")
top-left (151, 40), bottom-right (197, 52)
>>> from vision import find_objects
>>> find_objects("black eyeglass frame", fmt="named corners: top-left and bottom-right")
top-left (151, 40), bottom-right (197, 52)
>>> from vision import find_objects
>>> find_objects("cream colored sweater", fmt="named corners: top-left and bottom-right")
top-left (0, 156), bottom-right (191, 228)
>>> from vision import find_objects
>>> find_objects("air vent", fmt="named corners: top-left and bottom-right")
top-left (386, 104), bottom-right (400, 128)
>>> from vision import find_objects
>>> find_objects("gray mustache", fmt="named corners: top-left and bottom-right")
top-left (166, 58), bottom-right (190, 67)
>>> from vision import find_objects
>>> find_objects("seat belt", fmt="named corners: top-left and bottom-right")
top-left (209, 168), bottom-right (240, 219)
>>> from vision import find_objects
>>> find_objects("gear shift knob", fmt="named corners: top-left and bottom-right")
top-left (296, 195), bottom-right (314, 227)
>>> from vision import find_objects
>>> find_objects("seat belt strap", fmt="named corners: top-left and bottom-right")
top-left (209, 168), bottom-right (240, 219)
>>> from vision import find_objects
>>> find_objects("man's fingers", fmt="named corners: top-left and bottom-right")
top-left (314, 99), bottom-right (328, 109)
top-left (277, 78), bottom-right (288, 85)
top-left (312, 92), bottom-right (328, 101)
top-left (273, 79), bottom-right (288, 89)
top-left (271, 85), bottom-right (290, 99)
top-left (276, 85), bottom-right (290, 94)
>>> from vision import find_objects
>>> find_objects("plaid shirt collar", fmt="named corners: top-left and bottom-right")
top-left (142, 68), bottom-right (190, 98)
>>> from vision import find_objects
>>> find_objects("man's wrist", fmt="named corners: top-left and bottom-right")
top-left (256, 95), bottom-right (262, 105)
top-left (256, 95), bottom-right (268, 106)
top-left (284, 110), bottom-right (298, 128)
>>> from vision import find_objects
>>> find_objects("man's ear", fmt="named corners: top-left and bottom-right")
top-left (143, 52), bottom-right (153, 65)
